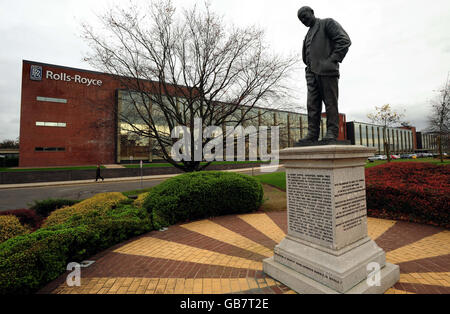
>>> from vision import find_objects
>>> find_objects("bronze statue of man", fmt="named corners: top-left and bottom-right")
top-left (296, 6), bottom-right (351, 144)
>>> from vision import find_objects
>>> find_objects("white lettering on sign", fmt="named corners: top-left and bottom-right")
top-left (45, 70), bottom-right (103, 87)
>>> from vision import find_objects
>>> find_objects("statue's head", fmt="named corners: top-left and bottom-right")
top-left (297, 6), bottom-right (316, 27)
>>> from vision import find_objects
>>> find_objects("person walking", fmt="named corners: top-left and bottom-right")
top-left (95, 164), bottom-right (104, 182)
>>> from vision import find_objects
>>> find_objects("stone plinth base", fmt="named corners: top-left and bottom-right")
top-left (264, 256), bottom-right (400, 294)
top-left (263, 145), bottom-right (399, 294)
top-left (263, 235), bottom-right (399, 294)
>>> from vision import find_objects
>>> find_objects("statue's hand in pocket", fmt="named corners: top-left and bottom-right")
top-left (320, 58), bottom-right (338, 73)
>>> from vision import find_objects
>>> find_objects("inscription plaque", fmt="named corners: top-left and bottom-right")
top-left (287, 170), bottom-right (333, 247)
top-left (286, 167), bottom-right (368, 250)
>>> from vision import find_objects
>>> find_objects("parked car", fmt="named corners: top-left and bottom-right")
top-left (390, 154), bottom-right (400, 159)
top-left (368, 155), bottom-right (387, 162)
top-left (400, 154), bottom-right (411, 159)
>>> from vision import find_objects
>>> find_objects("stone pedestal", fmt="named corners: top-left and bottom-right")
top-left (263, 145), bottom-right (399, 294)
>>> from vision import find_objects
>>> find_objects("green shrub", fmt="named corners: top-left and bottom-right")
top-left (31, 199), bottom-right (80, 217)
top-left (0, 195), bottom-right (151, 294)
top-left (43, 192), bottom-right (127, 227)
top-left (143, 171), bottom-right (264, 228)
top-left (0, 216), bottom-right (29, 243)
top-left (133, 192), bottom-right (151, 209)
top-left (0, 209), bottom-right (42, 230)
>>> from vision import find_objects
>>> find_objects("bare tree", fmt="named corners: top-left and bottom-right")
top-left (367, 104), bottom-right (403, 162)
top-left (427, 75), bottom-right (450, 163)
top-left (81, 0), bottom-right (299, 172)
top-left (0, 138), bottom-right (19, 149)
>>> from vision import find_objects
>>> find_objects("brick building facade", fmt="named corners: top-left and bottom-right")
top-left (19, 60), bottom-right (349, 167)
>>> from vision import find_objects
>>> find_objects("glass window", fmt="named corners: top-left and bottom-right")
top-left (354, 123), bottom-right (361, 145)
top-left (289, 113), bottom-right (301, 144)
top-left (260, 110), bottom-right (274, 127)
top-left (242, 108), bottom-right (260, 128)
top-left (300, 115), bottom-right (308, 139)
top-left (118, 90), bottom-right (153, 162)
top-left (35, 121), bottom-right (66, 127)
top-left (276, 112), bottom-right (289, 149)
top-left (36, 96), bottom-right (67, 103)
top-left (318, 117), bottom-right (326, 140)
top-left (34, 147), bottom-right (65, 152)
top-left (372, 125), bottom-right (377, 147)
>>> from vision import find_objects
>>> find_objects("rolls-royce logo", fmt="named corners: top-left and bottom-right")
top-left (30, 65), bottom-right (42, 81)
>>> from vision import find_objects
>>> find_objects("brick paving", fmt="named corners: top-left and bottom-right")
top-left (40, 212), bottom-right (450, 294)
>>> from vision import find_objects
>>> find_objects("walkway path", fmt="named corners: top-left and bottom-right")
top-left (40, 212), bottom-right (450, 294)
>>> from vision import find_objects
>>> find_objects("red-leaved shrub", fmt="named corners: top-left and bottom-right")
top-left (0, 209), bottom-right (43, 230)
top-left (365, 162), bottom-right (449, 228)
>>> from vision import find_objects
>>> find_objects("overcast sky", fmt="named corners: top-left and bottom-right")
top-left (1, 0), bottom-right (449, 141)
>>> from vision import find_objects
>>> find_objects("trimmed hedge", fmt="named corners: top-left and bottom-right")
top-left (133, 192), bottom-right (151, 209)
top-left (143, 171), bottom-right (264, 228)
top-left (0, 209), bottom-right (42, 230)
top-left (0, 216), bottom-right (29, 244)
top-left (366, 162), bottom-right (450, 228)
top-left (31, 199), bottom-right (80, 217)
top-left (43, 192), bottom-right (127, 227)
top-left (0, 194), bottom-right (151, 294)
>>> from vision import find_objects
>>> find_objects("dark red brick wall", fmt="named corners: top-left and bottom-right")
top-left (20, 61), bottom-right (120, 167)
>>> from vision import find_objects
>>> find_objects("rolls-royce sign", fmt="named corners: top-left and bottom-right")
top-left (30, 65), bottom-right (103, 87)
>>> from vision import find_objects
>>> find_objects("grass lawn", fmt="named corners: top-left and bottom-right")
top-left (0, 160), bottom-right (268, 172)
top-left (122, 160), bottom-right (267, 168)
top-left (0, 166), bottom-right (103, 172)
top-left (255, 172), bottom-right (287, 191)
top-left (365, 158), bottom-right (450, 168)
top-left (259, 184), bottom-right (286, 212)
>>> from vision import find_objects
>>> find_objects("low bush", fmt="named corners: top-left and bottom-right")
top-left (133, 192), bottom-right (151, 209)
top-left (0, 215), bottom-right (29, 243)
top-left (31, 199), bottom-right (80, 217)
top-left (0, 209), bottom-right (42, 230)
top-left (143, 171), bottom-right (264, 228)
top-left (365, 162), bottom-right (449, 228)
top-left (43, 192), bottom-right (127, 227)
top-left (0, 199), bottom-right (151, 294)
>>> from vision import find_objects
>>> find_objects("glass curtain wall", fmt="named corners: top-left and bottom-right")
top-left (289, 113), bottom-right (301, 145)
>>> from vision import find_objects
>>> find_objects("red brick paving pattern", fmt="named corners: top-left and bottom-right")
top-left (151, 225), bottom-right (268, 261)
top-left (41, 211), bottom-right (450, 294)
top-left (210, 214), bottom-right (279, 248)
top-left (374, 220), bottom-right (444, 252)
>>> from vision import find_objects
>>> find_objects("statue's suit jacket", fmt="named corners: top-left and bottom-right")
top-left (302, 18), bottom-right (351, 76)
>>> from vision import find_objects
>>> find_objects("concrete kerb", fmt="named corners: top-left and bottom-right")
top-left (0, 164), bottom-right (283, 190)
